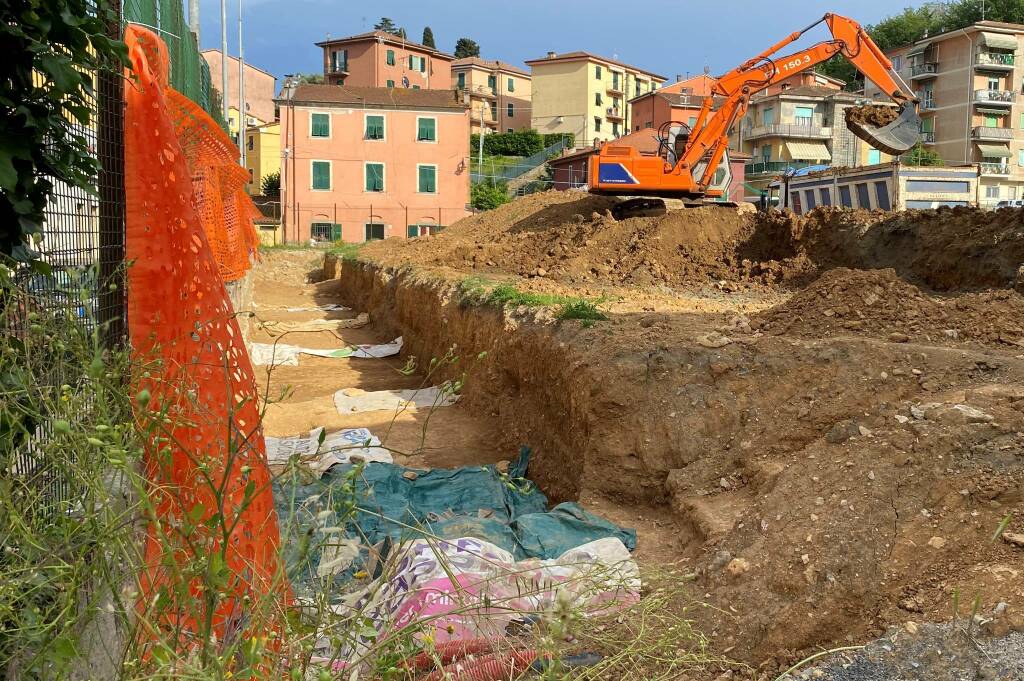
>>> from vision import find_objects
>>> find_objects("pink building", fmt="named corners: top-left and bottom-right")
top-left (278, 84), bottom-right (470, 243)
top-left (317, 31), bottom-right (453, 90)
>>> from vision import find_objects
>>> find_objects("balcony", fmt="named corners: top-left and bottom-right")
top-left (921, 131), bottom-right (936, 144)
top-left (606, 107), bottom-right (623, 120)
top-left (974, 89), bottom-right (1015, 105)
top-left (745, 123), bottom-right (831, 140)
top-left (744, 160), bottom-right (819, 176)
top-left (972, 126), bottom-right (1014, 140)
top-left (328, 62), bottom-right (349, 75)
top-left (975, 51), bottom-right (1016, 70)
top-left (910, 62), bottom-right (939, 79)
top-left (607, 81), bottom-right (624, 95)
top-left (458, 84), bottom-right (498, 99)
top-left (980, 161), bottom-right (1011, 175)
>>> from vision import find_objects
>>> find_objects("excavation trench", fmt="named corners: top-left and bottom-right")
top-left (310, 197), bottom-right (1024, 670)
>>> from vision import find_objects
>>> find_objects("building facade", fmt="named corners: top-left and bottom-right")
top-left (630, 74), bottom-right (718, 133)
top-left (733, 83), bottom-right (887, 192)
top-left (526, 51), bottom-right (665, 146)
top-left (244, 121), bottom-right (280, 195)
top-left (277, 84), bottom-right (470, 243)
top-left (201, 49), bottom-right (277, 142)
top-left (317, 31), bottom-right (453, 90)
top-left (864, 20), bottom-right (1024, 208)
top-left (451, 57), bottom-right (532, 134)
top-left (773, 161), bottom-right (980, 213)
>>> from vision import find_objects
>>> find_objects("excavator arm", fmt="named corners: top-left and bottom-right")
top-left (680, 13), bottom-right (920, 189)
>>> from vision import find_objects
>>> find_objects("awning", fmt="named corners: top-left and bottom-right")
top-left (976, 142), bottom-right (1012, 158)
top-left (978, 32), bottom-right (1017, 50)
top-left (784, 141), bottom-right (831, 161)
top-left (976, 107), bottom-right (1010, 115)
top-left (906, 42), bottom-right (930, 57)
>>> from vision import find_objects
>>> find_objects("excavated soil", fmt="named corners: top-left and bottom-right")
top-left (325, 195), bottom-right (1024, 675)
top-left (845, 103), bottom-right (900, 128)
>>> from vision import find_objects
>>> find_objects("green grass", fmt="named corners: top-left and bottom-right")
top-left (470, 154), bottom-right (525, 176)
top-left (557, 299), bottom-right (609, 322)
top-left (459, 279), bottom-right (609, 324)
top-left (326, 241), bottom-right (365, 261)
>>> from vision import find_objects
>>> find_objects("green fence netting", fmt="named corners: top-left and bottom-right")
top-left (123, 0), bottom-right (216, 118)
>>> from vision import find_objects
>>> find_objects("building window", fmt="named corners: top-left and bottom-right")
top-left (856, 182), bottom-right (871, 208)
top-left (644, 121), bottom-right (652, 128)
top-left (489, 102), bottom-right (497, 120)
top-left (1018, 149), bottom-right (1024, 166)
top-left (650, 81), bottom-right (655, 92)
top-left (365, 114), bottom-right (385, 140)
top-left (988, 76), bottom-right (1001, 91)
top-left (892, 55), bottom-right (902, 71)
top-left (794, 106), bottom-right (813, 126)
top-left (594, 116), bottom-right (602, 133)
top-left (311, 222), bottom-right (335, 242)
top-left (507, 77), bottom-right (514, 92)
top-left (311, 112), bottom-right (330, 137)
top-left (635, 80), bottom-right (643, 97)
top-left (417, 164), bottom-right (437, 193)
top-left (790, 191), bottom-right (802, 214)
top-left (986, 114), bottom-right (999, 128)
top-left (507, 103), bottom-right (514, 117)
top-left (839, 185), bottom-right (852, 207)
top-left (1020, 112), bottom-right (1024, 129)
top-left (595, 92), bottom-right (602, 106)
top-left (762, 107), bottom-right (774, 125)
top-left (311, 161), bottom-right (331, 190)
top-left (386, 79), bottom-right (395, 88)
top-left (688, 116), bottom-right (697, 128)
top-left (487, 74), bottom-right (497, 93)
top-left (595, 65), bottom-right (602, 79)
top-left (407, 224), bottom-right (443, 237)
top-left (417, 117), bottom-right (437, 142)
top-left (819, 188), bottom-right (832, 206)
top-left (387, 49), bottom-right (395, 66)
top-left (508, 128), bottom-right (514, 133)
top-left (365, 162), bottom-right (384, 192)
top-left (247, 135), bottom-right (254, 150)
top-left (986, 185), bottom-right (1000, 199)
top-left (612, 122), bottom-right (620, 137)
top-left (331, 49), bottom-right (347, 72)
top-left (365, 223), bottom-right (385, 241)
top-left (612, 72), bottom-right (620, 90)
top-left (867, 149), bottom-right (881, 164)
top-left (804, 189), bottom-right (817, 210)
top-left (457, 72), bottom-right (465, 89)
top-left (874, 181), bottom-right (891, 210)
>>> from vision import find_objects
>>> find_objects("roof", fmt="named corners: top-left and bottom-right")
top-left (200, 49), bottom-right (276, 79)
top-left (549, 129), bottom-right (662, 165)
top-left (525, 51), bottom-right (667, 81)
top-left (282, 84), bottom-right (468, 110)
top-left (451, 57), bottom-right (530, 77)
top-left (658, 74), bottom-right (718, 95)
top-left (315, 30), bottom-right (453, 59)
top-left (752, 85), bottom-right (859, 101)
top-left (888, 20), bottom-right (1024, 53)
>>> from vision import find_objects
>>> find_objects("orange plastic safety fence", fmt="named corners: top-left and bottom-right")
top-left (123, 25), bottom-right (288, 665)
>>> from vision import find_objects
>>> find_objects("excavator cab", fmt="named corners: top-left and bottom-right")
top-left (657, 122), bottom-right (691, 167)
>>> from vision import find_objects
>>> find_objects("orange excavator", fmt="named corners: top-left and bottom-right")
top-left (589, 13), bottom-right (921, 215)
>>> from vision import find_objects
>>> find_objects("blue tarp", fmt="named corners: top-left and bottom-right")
top-left (273, 448), bottom-right (637, 593)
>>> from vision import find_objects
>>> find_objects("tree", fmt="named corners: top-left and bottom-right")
top-left (454, 38), bottom-right (481, 59)
top-left (902, 142), bottom-right (943, 167)
top-left (260, 171), bottom-right (280, 197)
top-left (374, 17), bottom-right (401, 35)
top-left (471, 180), bottom-right (510, 210)
top-left (422, 26), bottom-right (436, 49)
top-left (397, 27), bottom-right (407, 39)
top-left (296, 73), bottom-right (323, 84)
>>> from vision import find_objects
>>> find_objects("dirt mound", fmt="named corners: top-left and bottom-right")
top-left (756, 267), bottom-right (1024, 348)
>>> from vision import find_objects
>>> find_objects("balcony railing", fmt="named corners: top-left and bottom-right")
top-left (980, 161), bottom-right (1011, 175)
top-left (607, 81), bottom-right (623, 94)
top-left (975, 51), bottom-right (1016, 68)
top-left (910, 62), bottom-right (939, 78)
top-left (458, 84), bottom-right (498, 98)
top-left (744, 160), bottom-right (820, 175)
top-left (328, 62), bottom-right (349, 74)
top-left (745, 123), bottom-right (831, 140)
top-left (921, 131), bottom-right (936, 143)
top-left (606, 107), bottom-right (623, 119)
top-left (972, 126), bottom-right (1014, 140)
top-left (920, 98), bottom-right (936, 111)
top-left (974, 89), bottom-right (1015, 104)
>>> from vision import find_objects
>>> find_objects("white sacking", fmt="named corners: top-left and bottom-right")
top-left (332, 385), bottom-right (459, 415)
top-left (255, 303), bottom-right (351, 312)
top-left (258, 312), bottom-right (370, 335)
top-left (249, 337), bottom-right (403, 366)
top-left (264, 427), bottom-right (392, 476)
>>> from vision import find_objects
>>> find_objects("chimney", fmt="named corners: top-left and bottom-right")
top-left (676, 74), bottom-right (683, 82)
top-left (547, 51), bottom-right (557, 59)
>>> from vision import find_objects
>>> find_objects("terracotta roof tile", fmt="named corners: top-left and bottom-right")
top-left (315, 30), bottom-right (453, 59)
top-left (451, 57), bottom-right (530, 77)
top-left (525, 51), bottom-right (666, 81)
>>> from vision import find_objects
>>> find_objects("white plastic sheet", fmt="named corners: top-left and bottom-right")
top-left (250, 337), bottom-right (403, 366)
top-left (332, 385), bottom-right (459, 414)
top-left (265, 427), bottom-right (392, 476)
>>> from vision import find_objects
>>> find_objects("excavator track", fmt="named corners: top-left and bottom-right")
top-left (610, 197), bottom-right (740, 220)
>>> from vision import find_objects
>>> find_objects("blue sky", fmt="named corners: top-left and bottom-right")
top-left (198, 0), bottom-right (902, 84)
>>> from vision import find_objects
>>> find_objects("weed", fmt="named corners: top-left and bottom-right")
top-left (486, 284), bottom-right (568, 308)
top-left (557, 299), bottom-right (609, 323)
top-left (326, 241), bottom-right (364, 262)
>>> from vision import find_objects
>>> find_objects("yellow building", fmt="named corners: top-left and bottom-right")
top-left (526, 51), bottom-right (665, 146)
top-left (451, 57), bottom-right (532, 134)
top-left (244, 121), bottom-right (280, 195)
top-left (227, 105), bottom-right (266, 147)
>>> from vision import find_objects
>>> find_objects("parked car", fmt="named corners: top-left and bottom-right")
top-left (994, 199), bottom-right (1024, 209)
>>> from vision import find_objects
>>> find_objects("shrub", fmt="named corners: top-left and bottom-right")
top-left (471, 180), bottom-right (510, 210)
top-left (470, 130), bottom-right (544, 157)
top-left (543, 132), bottom-right (575, 149)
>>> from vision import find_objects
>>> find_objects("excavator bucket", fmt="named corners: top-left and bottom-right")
top-left (845, 103), bottom-right (922, 156)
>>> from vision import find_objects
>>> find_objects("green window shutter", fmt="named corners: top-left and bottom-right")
top-left (417, 118), bottom-right (436, 141)
top-left (366, 115), bottom-right (384, 139)
top-left (507, 77), bottom-right (514, 92)
top-left (986, 115), bottom-right (998, 128)
top-left (387, 49), bottom-right (395, 66)
top-left (457, 73), bottom-right (465, 89)
top-left (418, 166), bottom-right (436, 193)
top-left (386, 80), bottom-right (395, 88)
top-left (332, 224), bottom-right (342, 241)
top-left (311, 113), bottom-right (329, 137)
top-left (312, 161), bottom-right (330, 190)
top-left (412, 85), bottom-right (420, 90)
top-left (409, 55), bottom-right (414, 69)
top-left (420, 57), bottom-right (426, 73)
top-left (365, 163), bottom-right (384, 191)
top-left (407, 224), bottom-right (418, 237)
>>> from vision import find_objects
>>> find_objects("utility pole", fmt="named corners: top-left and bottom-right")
top-left (478, 102), bottom-right (485, 170)
top-left (238, 0), bottom-right (246, 164)
top-left (188, 0), bottom-right (199, 43)
top-left (220, 0), bottom-right (228, 127)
